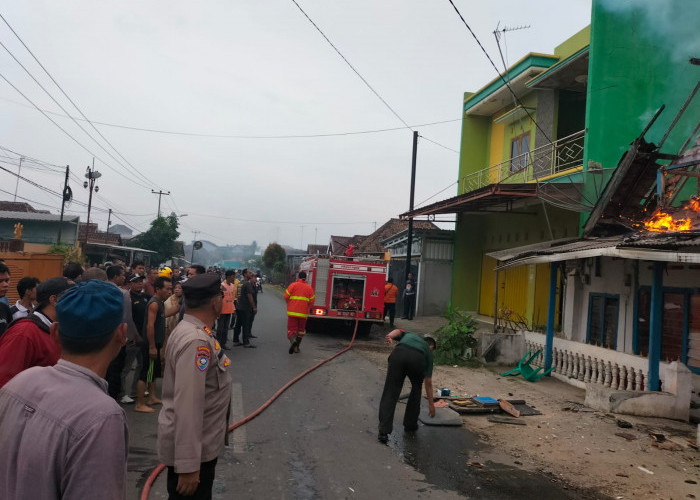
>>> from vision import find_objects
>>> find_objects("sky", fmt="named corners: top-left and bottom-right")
top-left (0, 0), bottom-right (591, 251)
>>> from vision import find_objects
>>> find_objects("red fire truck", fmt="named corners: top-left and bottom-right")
top-left (298, 255), bottom-right (387, 335)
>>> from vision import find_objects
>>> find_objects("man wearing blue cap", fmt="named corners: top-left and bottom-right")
top-left (0, 280), bottom-right (129, 500)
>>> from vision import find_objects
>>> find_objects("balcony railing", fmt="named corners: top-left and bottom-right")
top-left (460, 129), bottom-right (585, 194)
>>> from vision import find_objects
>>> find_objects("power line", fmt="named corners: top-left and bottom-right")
top-left (0, 12), bottom-right (161, 191)
top-left (289, 0), bottom-right (411, 129)
top-left (290, 1), bottom-right (461, 156)
top-left (0, 95), bottom-right (461, 139)
top-left (415, 180), bottom-right (459, 208)
top-left (445, 0), bottom-right (552, 143)
top-left (0, 70), bottom-right (154, 190)
top-left (0, 39), bottom-right (158, 191)
top-left (419, 135), bottom-right (459, 154)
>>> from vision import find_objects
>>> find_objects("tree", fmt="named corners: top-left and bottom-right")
top-left (263, 243), bottom-right (286, 269)
top-left (127, 214), bottom-right (180, 265)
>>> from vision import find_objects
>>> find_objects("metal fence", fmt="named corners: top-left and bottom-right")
top-left (460, 129), bottom-right (585, 194)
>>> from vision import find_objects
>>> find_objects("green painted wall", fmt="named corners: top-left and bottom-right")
top-left (451, 214), bottom-right (485, 311)
top-left (458, 112), bottom-right (490, 189)
top-left (583, 0), bottom-right (700, 221)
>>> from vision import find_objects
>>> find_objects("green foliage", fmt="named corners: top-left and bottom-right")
top-left (49, 243), bottom-right (85, 266)
top-left (263, 243), bottom-right (286, 269)
top-left (433, 310), bottom-right (479, 364)
top-left (126, 214), bottom-right (180, 265)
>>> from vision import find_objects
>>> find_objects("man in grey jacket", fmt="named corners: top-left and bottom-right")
top-left (0, 279), bottom-right (129, 500)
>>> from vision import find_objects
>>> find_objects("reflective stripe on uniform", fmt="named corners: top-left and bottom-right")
top-left (289, 295), bottom-right (311, 301)
top-left (287, 311), bottom-right (309, 318)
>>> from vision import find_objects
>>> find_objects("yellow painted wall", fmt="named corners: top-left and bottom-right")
top-left (479, 255), bottom-right (529, 319)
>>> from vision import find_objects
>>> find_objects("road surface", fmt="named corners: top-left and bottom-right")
top-left (125, 289), bottom-right (608, 499)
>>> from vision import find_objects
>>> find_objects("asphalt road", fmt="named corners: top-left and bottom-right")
top-left (125, 290), bottom-right (607, 500)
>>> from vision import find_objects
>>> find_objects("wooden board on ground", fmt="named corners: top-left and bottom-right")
top-left (499, 399), bottom-right (520, 418)
top-left (487, 415), bottom-right (527, 426)
top-left (449, 400), bottom-right (541, 416)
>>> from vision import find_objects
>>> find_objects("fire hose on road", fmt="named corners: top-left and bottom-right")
top-left (139, 318), bottom-right (361, 500)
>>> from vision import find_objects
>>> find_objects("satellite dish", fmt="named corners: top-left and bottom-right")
top-left (193, 240), bottom-right (203, 250)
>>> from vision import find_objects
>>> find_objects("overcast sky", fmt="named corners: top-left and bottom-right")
top-left (1, 1), bottom-right (590, 251)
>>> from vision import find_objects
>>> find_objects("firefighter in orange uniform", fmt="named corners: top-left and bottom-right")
top-left (383, 277), bottom-right (399, 328)
top-left (284, 271), bottom-right (315, 354)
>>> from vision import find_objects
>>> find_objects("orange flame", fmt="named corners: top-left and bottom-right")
top-left (687, 197), bottom-right (700, 211)
top-left (644, 211), bottom-right (691, 232)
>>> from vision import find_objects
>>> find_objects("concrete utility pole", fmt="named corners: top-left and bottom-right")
top-left (106, 208), bottom-right (112, 233)
top-left (151, 189), bottom-right (170, 217)
top-left (83, 161), bottom-right (101, 243)
top-left (13, 157), bottom-right (23, 202)
top-left (405, 131), bottom-right (418, 283)
top-left (57, 165), bottom-right (70, 245)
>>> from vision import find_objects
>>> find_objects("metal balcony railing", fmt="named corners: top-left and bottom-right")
top-left (460, 129), bottom-right (585, 194)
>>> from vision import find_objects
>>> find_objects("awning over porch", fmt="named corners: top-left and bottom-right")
top-left (400, 183), bottom-right (539, 218)
top-left (495, 231), bottom-right (700, 269)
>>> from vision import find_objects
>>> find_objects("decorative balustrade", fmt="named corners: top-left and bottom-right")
top-left (460, 129), bottom-right (585, 194)
top-left (522, 331), bottom-right (655, 392)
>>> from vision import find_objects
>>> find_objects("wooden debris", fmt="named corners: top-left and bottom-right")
top-left (487, 415), bottom-right (527, 425)
top-left (499, 399), bottom-right (520, 418)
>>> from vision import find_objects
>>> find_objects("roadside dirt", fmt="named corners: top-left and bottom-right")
top-left (352, 333), bottom-right (700, 500)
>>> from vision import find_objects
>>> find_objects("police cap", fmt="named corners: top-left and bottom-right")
top-left (182, 272), bottom-right (221, 301)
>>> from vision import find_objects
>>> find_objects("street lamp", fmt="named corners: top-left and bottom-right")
top-left (83, 165), bottom-right (101, 242)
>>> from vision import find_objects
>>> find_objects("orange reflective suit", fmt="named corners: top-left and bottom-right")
top-left (284, 279), bottom-right (315, 340)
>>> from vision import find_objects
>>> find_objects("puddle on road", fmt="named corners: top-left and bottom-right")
top-left (388, 424), bottom-right (609, 500)
top-left (289, 450), bottom-right (320, 500)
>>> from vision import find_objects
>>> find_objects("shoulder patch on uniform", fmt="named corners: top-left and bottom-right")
top-left (196, 345), bottom-right (211, 371)
top-left (202, 326), bottom-right (213, 336)
top-left (223, 356), bottom-right (230, 368)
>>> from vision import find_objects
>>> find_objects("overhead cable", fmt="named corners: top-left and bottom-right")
top-left (0, 13), bottom-right (161, 190)
top-left (445, 0), bottom-right (552, 143)
top-left (290, 1), bottom-right (459, 153)
top-left (1, 95), bottom-right (461, 139)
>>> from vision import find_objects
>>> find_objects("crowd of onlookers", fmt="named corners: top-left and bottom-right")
top-left (0, 259), bottom-right (262, 406)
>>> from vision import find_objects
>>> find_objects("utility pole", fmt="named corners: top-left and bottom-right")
top-left (405, 131), bottom-right (418, 284)
top-left (106, 208), bottom-right (112, 233)
top-left (57, 165), bottom-right (70, 245)
top-left (13, 157), bottom-right (23, 202)
top-left (151, 190), bottom-right (170, 217)
top-left (83, 161), bottom-right (101, 243)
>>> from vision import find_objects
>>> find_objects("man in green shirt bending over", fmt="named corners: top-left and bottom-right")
top-left (378, 328), bottom-right (436, 444)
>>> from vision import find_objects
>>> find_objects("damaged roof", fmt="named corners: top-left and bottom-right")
top-left (496, 230), bottom-right (700, 269)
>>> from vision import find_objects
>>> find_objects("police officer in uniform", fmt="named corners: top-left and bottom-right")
top-left (157, 273), bottom-right (232, 500)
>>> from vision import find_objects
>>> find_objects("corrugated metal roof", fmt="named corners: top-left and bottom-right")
top-left (618, 231), bottom-right (700, 248)
top-left (485, 238), bottom-right (577, 261)
top-left (0, 211), bottom-right (79, 222)
top-left (496, 232), bottom-right (700, 269)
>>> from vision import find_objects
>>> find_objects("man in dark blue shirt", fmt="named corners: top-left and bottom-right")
top-left (401, 272), bottom-right (417, 320)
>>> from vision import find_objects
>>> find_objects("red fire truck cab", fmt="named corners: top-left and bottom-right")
top-left (299, 256), bottom-right (386, 334)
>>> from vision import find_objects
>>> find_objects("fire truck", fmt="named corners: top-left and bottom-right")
top-left (298, 255), bottom-right (387, 335)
